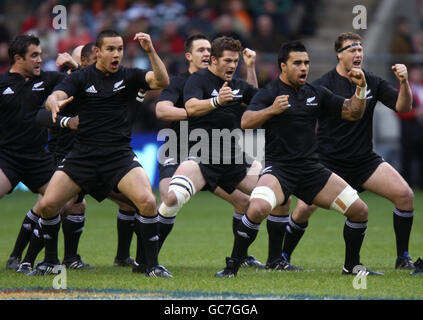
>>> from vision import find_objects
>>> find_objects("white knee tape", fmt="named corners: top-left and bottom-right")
top-left (168, 175), bottom-right (196, 206)
top-left (250, 186), bottom-right (277, 210)
top-left (330, 185), bottom-right (359, 214)
top-left (158, 202), bottom-right (179, 218)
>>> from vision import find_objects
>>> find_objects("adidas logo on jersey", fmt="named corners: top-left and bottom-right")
top-left (2, 87), bottom-right (14, 95)
top-left (32, 81), bottom-right (44, 91)
top-left (211, 89), bottom-right (218, 97)
top-left (113, 80), bottom-right (126, 92)
top-left (366, 89), bottom-right (373, 99)
top-left (86, 85), bottom-right (98, 93)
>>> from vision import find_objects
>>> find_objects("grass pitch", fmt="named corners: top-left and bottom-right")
top-left (0, 190), bottom-right (422, 300)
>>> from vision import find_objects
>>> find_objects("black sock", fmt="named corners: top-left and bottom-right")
top-left (231, 215), bottom-right (260, 260)
top-left (232, 212), bottom-right (243, 236)
top-left (22, 222), bottom-right (44, 266)
top-left (116, 210), bottom-right (135, 259)
top-left (282, 215), bottom-right (308, 262)
top-left (134, 214), bottom-right (159, 270)
top-left (62, 213), bottom-right (85, 260)
top-left (393, 208), bottom-right (414, 257)
top-left (343, 219), bottom-right (367, 270)
top-left (266, 214), bottom-right (290, 263)
top-left (158, 213), bottom-right (175, 252)
top-left (10, 210), bottom-right (39, 259)
top-left (40, 215), bottom-right (61, 264)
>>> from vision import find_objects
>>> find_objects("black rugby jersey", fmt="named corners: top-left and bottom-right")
top-left (247, 77), bottom-right (345, 162)
top-left (314, 68), bottom-right (398, 159)
top-left (54, 64), bottom-right (150, 147)
top-left (47, 98), bottom-right (81, 157)
top-left (0, 70), bottom-right (65, 153)
top-left (183, 68), bottom-right (257, 133)
top-left (183, 68), bottom-right (258, 161)
top-left (156, 71), bottom-right (190, 162)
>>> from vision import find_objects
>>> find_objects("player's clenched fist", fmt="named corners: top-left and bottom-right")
top-left (392, 64), bottom-right (408, 82)
top-left (348, 68), bottom-right (366, 87)
top-left (218, 81), bottom-right (233, 105)
top-left (133, 32), bottom-right (154, 53)
top-left (270, 95), bottom-right (290, 115)
top-left (243, 48), bottom-right (256, 67)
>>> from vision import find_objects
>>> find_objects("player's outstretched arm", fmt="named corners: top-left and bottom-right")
top-left (185, 82), bottom-right (233, 117)
top-left (241, 95), bottom-right (289, 129)
top-left (392, 64), bottom-right (413, 113)
top-left (341, 68), bottom-right (367, 121)
top-left (156, 100), bottom-right (188, 121)
top-left (45, 90), bottom-right (73, 123)
top-left (36, 108), bottom-right (79, 130)
top-left (134, 32), bottom-right (169, 90)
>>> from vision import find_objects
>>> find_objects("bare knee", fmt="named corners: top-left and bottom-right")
top-left (247, 199), bottom-right (271, 223)
top-left (134, 193), bottom-right (157, 215)
top-left (292, 201), bottom-right (316, 223)
top-left (39, 196), bottom-right (61, 218)
top-left (164, 190), bottom-right (178, 207)
top-left (394, 185), bottom-right (414, 210)
top-left (345, 199), bottom-right (368, 222)
top-left (233, 194), bottom-right (250, 213)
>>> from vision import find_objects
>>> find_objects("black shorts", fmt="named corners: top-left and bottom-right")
top-left (197, 161), bottom-right (249, 194)
top-left (158, 160), bottom-right (179, 181)
top-left (0, 148), bottom-right (55, 193)
top-left (261, 159), bottom-right (332, 205)
top-left (318, 152), bottom-right (384, 193)
top-left (57, 144), bottom-right (141, 202)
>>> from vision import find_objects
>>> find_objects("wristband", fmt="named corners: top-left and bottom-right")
top-left (355, 84), bottom-right (367, 99)
top-left (136, 90), bottom-right (146, 103)
top-left (210, 96), bottom-right (221, 109)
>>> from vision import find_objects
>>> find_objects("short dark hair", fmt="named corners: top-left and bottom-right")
top-left (184, 33), bottom-right (209, 53)
top-left (81, 42), bottom-right (95, 59)
top-left (210, 36), bottom-right (242, 59)
top-left (277, 40), bottom-right (307, 69)
top-left (95, 30), bottom-right (123, 48)
top-left (334, 32), bottom-right (361, 53)
top-left (8, 34), bottom-right (40, 65)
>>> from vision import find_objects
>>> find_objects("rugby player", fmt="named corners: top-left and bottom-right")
top-left (215, 40), bottom-right (383, 277)
top-left (284, 32), bottom-right (415, 270)
top-left (28, 30), bottom-right (171, 278)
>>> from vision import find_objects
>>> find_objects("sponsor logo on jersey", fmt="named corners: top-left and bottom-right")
top-left (306, 96), bottom-right (317, 106)
top-left (32, 81), bottom-right (45, 91)
top-left (261, 166), bottom-right (272, 174)
top-left (2, 87), bottom-right (14, 95)
top-left (85, 85), bottom-right (98, 93)
top-left (113, 80), bottom-right (126, 92)
top-left (232, 88), bottom-right (242, 98)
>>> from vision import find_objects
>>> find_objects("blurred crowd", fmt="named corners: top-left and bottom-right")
top-left (389, 14), bottom-right (423, 189)
top-left (0, 0), bottom-right (318, 130)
